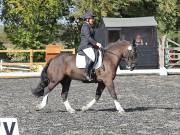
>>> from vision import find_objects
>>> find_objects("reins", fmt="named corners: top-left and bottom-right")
top-left (100, 47), bottom-right (120, 58)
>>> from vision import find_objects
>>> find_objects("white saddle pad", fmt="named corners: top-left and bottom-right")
top-left (76, 50), bottom-right (102, 69)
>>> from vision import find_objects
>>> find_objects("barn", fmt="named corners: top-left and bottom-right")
top-left (95, 16), bottom-right (158, 69)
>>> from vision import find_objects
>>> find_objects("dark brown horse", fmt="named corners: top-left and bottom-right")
top-left (32, 40), bottom-right (137, 113)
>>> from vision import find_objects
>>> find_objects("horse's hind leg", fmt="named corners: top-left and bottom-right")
top-left (61, 76), bottom-right (75, 113)
top-left (82, 82), bottom-right (105, 112)
top-left (36, 81), bottom-right (59, 110)
top-left (105, 81), bottom-right (124, 114)
top-left (36, 92), bottom-right (49, 111)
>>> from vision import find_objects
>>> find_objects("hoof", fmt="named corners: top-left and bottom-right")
top-left (35, 104), bottom-right (44, 111)
top-left (67, 109), bottom-right (76, 114)
top-left (118, 109), bottom-right (125, 114)
top-left (81, 106), bottom-right (88, 112)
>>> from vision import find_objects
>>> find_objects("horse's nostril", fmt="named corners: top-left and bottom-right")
top-left (130, 66), bottom-right (135, 71)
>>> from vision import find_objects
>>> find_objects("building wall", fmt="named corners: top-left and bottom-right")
top-left (107, 27), bottom-right (157, 46)
top-left (95, 24), bottom-right (159, 69)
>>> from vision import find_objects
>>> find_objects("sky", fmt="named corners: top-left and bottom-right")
top-left (0, 21), bottom-right (3, 25)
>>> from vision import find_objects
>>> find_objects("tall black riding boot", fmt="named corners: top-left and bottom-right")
top-left (85, 60), bottom-right (94, 81)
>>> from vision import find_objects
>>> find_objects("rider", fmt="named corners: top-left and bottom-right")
top-left (78, 11), bottom-right (102, 81)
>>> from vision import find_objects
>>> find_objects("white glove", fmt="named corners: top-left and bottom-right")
top-left (96, 42), bottom-right (102, 48)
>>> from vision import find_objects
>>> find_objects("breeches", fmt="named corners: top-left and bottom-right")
top-left (83, 47), bottom-right (95, 62)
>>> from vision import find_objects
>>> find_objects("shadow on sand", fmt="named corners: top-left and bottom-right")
top-left (38, 106), bottom-right (180, 113)
top-left (79, 106), bottom-right (180, 113)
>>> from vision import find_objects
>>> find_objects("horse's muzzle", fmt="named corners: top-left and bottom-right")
top-left (126, 63), bottom-right (135, 71)
top-left (130, 66), bottom-right (135, 71)
top-left (130, 63), bottom-right (136, 71)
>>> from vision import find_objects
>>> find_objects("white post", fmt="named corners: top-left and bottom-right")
top-left (0, 59), bottom-right (3, 71)
top-left (159, 35), bottom-right (167, 75)
top-left (116, 66), bottom-right (121, 75)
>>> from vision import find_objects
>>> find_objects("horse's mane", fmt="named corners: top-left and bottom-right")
top-left (105, 40), bottom-right (130, 50)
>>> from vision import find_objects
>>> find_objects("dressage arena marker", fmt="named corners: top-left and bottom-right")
top-left (0, 118), bottom-right (19, 135)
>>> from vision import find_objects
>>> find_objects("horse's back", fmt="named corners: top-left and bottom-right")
top-left (47, 53), bottom-right (76, 74)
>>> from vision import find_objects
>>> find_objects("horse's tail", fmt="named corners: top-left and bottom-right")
top-left (31, 59), bottom-right (51, 97)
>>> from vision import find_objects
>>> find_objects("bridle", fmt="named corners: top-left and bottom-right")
top-left (125, 46), bottom-right (137, 66)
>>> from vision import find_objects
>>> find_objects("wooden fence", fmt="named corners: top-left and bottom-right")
top-left (0, 48), bottom-right (75, 70)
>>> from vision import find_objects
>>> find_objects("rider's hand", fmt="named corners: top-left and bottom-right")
top-left (96, 42), bottom-right (102, 48)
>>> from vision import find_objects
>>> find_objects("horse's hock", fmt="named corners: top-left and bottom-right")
top-left (45, 44), bottom-right (64, 62)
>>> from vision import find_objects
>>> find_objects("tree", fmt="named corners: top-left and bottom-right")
top-left (2, 0), bottom-right (178, 51)
top-left (68, 0), bottom-right (179, 44)
top-left (156, 0), bottom-right (178, 33)
top-left (1, 0), bottom-right (66, 49)
top-left (59, 0), bottom-right (130, 49)
top-left (71, 0), bottom-right (129, 24)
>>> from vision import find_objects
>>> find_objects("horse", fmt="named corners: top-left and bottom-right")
top-left (31, 40), bottom-right (137, 113)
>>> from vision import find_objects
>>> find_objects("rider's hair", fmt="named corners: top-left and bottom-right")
top-left (85, 18), bottom-right (89, 22)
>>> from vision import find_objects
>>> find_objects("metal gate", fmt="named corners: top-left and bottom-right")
top-left (164, 38), bottom-right (180, 68)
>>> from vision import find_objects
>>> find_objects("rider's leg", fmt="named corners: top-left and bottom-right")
top-left (84, 59), bottom-right (94, 80)
top-left (83, 47), bottom-right (95, 81)
top-left (83, 47), bottom-right (95, 62)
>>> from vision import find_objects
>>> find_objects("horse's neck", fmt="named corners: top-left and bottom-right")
top-left (103, 49), bottom-right (121, 70)
top-left (105, 47), bottom-right (122, 59)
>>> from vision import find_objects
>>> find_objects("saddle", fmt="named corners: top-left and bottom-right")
top-left (76, 49), bottom-right (103, 69)
top-left (76, 49), bottom-right (103, 82)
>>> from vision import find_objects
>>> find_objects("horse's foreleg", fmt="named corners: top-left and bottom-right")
top-left (63, 100), bottom-right (75, 114)
top-left (35, 81), bottom-right (58, 111)
top-left (61, 77), bottom-right (75, 114)
top-left (82, 82), bottom-right (105, 112)
top-left (106, 81), bottom-right (124, 114)
top-left (81, 99), bottom-right (96, 112)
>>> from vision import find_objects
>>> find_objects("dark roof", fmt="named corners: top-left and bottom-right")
top-left (103, 16), bottom-right (157, 28)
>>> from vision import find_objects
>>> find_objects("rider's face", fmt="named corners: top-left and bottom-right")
top-left (88, 18), bottom-right (95, 25)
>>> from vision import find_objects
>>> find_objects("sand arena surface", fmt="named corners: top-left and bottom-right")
top-left (0, 75), bottom-right (180, 135)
